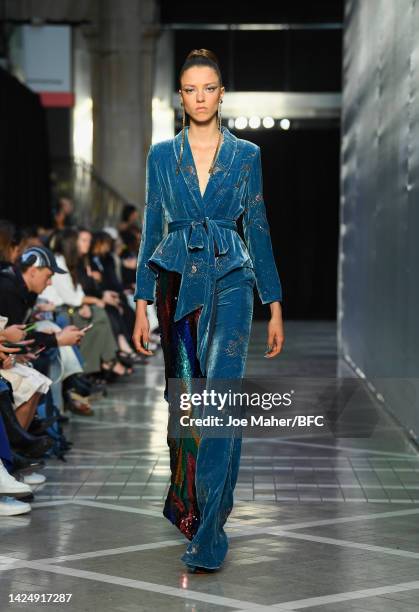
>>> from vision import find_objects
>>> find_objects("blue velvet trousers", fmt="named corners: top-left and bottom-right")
top-left (156, 265), bottom-right (255, 570)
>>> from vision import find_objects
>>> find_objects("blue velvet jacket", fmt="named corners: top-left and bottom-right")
top-left (135, 125), bottom-right (282, 374)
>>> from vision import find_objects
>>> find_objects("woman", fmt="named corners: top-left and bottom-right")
top-left (119, 227), bottom-right (141, 292)
top-left (118, 204), bottom-right (140, 235)
top-left (43, 229), bottom-right (128, 380)
top-left (77, 229), bottom-right (140, 365)
top-left (0, 220), bottom-right (20, 268)
top-left (133, 49), bottom-right (284, 573)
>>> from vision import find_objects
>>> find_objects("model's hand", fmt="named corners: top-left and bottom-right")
top-left (265, 305), bottom-right (284, 358)
top-left (132, 301), bottom-right (154, 356)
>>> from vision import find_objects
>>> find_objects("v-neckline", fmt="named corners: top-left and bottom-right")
top-left (186, 126), bottom-right (225, 200)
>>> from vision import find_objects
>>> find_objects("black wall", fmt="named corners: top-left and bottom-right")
top-left (173, 29), bottom-right (342, 93)
top-left (0, 68), bottom-right (52, 227)
top-left (235, 127), bottom-right (340, 321)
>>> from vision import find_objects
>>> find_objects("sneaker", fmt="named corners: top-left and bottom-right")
top-left (23, 472), bottom-right (47, 486)
top-left (0, 496), bottom-right (31, 516)
top-left (0, 461), bottom-right (32, 496)
top-left (10, 453), bottom-right (45, 478)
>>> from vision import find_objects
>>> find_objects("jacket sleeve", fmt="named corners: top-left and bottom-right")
top-left (134, 145), bottom-right (165, 303)
top-left (242, 145), bottom-right (283, 304)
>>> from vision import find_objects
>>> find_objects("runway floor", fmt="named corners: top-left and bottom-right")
top-left (1, 320), bottom-right (419, 611)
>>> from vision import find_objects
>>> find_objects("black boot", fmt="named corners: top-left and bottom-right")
top-left (28, 415), bottom-right (59, 436)
top-left (10, 451), bottom-right (45, 476)
top-left (63, 374), bottom-right (92, 397)
top-left (0, 391), bottom-right (53, 456)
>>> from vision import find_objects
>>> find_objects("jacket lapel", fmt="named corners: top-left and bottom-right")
top-left (202, 126), bottom-right (237, 211)
top-left (173, 126), bottom-right (238, 215)
top-left (173, 127), bottom-right (202, 214)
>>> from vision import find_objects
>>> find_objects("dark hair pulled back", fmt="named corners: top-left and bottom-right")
top-left (179, 49), bottom-right (223, 86)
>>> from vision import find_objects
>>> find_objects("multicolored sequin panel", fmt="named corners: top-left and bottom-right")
top-left (156, 268), bottom-right (204, 540)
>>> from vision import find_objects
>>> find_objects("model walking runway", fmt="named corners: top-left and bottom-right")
top-left (133, 48), bottom-right (284, 572)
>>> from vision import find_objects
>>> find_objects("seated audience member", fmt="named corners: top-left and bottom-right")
top-left (118, 204), bottom-right (140, 235)
top-left (85, 230), bottom-right (140, 364)
top-left (0, 219), bottom-right (21, 268)
top-left (0, 321), bottom-right (51, 429)
top-left (0, 331), bottom-right (52, 460)
top-left (119, 227), bottom-right (141, 293)
top-left (0, 393), bottom-right (32, 515)
top-left (118, 226), bottom-right (160, 345)
top-left (53, 196), bottom-right (76, 230)
top-left (19, 226), bottom-right (45, 251)
top-left (44, 230), bottom-right (130, 379)
top-left (0, 247), bottom-right (87, 416)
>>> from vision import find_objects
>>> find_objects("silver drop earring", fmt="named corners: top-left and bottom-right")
top-left (176, 102), bottom-right (187, 175)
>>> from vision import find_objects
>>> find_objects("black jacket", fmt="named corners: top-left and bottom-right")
top-left (0, 264), bottom-right (57, 348)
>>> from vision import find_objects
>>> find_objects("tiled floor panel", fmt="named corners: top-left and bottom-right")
top-left (1, 321), bottom-right (418, 611)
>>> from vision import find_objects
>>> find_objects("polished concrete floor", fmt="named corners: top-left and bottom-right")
top-left (1, 320), bottom-right (419, 611)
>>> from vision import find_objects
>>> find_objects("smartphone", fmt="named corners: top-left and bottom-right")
top-left (1, 342), bottom-right (31, 354)
top-left (2, 339), bottom-right (34, 348)
top-left (80, 323), bottom-right (94, 332)
top-left (32, 345), bottom-right (46, 356)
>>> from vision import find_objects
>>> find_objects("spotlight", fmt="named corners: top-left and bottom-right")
top-left (228, 118), bottom-right (235, 129)
top-left (235, 116), bottom-right (248, 130)
top-left (262, 116), bottom-right (275, 128)
top-left (280, 118), bottom-right (291, 130)
top-left (249, 116), bottom-right (261, 129)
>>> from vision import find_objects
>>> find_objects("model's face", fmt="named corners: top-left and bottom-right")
top-left (179, 66), bottom-right (224, 124)
top-left (77, 231), bottom-right (91, 256)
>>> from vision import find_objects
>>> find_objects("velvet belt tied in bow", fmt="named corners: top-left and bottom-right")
top-left (167, 217), bottom-right (238, 375)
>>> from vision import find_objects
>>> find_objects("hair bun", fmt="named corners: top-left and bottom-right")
top-left (186, 48), bottom-right (219, 66)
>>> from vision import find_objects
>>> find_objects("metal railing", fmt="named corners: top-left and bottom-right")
top-left (51, 157), bottom-right (129, 229)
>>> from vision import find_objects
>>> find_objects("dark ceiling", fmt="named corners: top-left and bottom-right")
top-left (161, 1), bottom-right (344, 92)
top-left (160, 1), bottom-right (344, 24)
top-left (174, 28), bottom-right (342, 92)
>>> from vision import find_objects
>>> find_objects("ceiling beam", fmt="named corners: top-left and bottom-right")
top-left (162, 22), bottom-right (342, 31)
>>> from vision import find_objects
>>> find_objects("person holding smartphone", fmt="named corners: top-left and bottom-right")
top-left (0, 319), bottom-right (52, 431)
top-left (0, 247), bottom-right (88, 419)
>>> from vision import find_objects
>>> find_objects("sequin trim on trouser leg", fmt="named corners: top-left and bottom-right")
top-left (156, 268), bottom-right (204, 541)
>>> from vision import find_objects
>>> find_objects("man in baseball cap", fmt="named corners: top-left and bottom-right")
top-left (19, 246), bottom-right (67, 275)
top-left (0, 246), bottom-right (84, 349)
